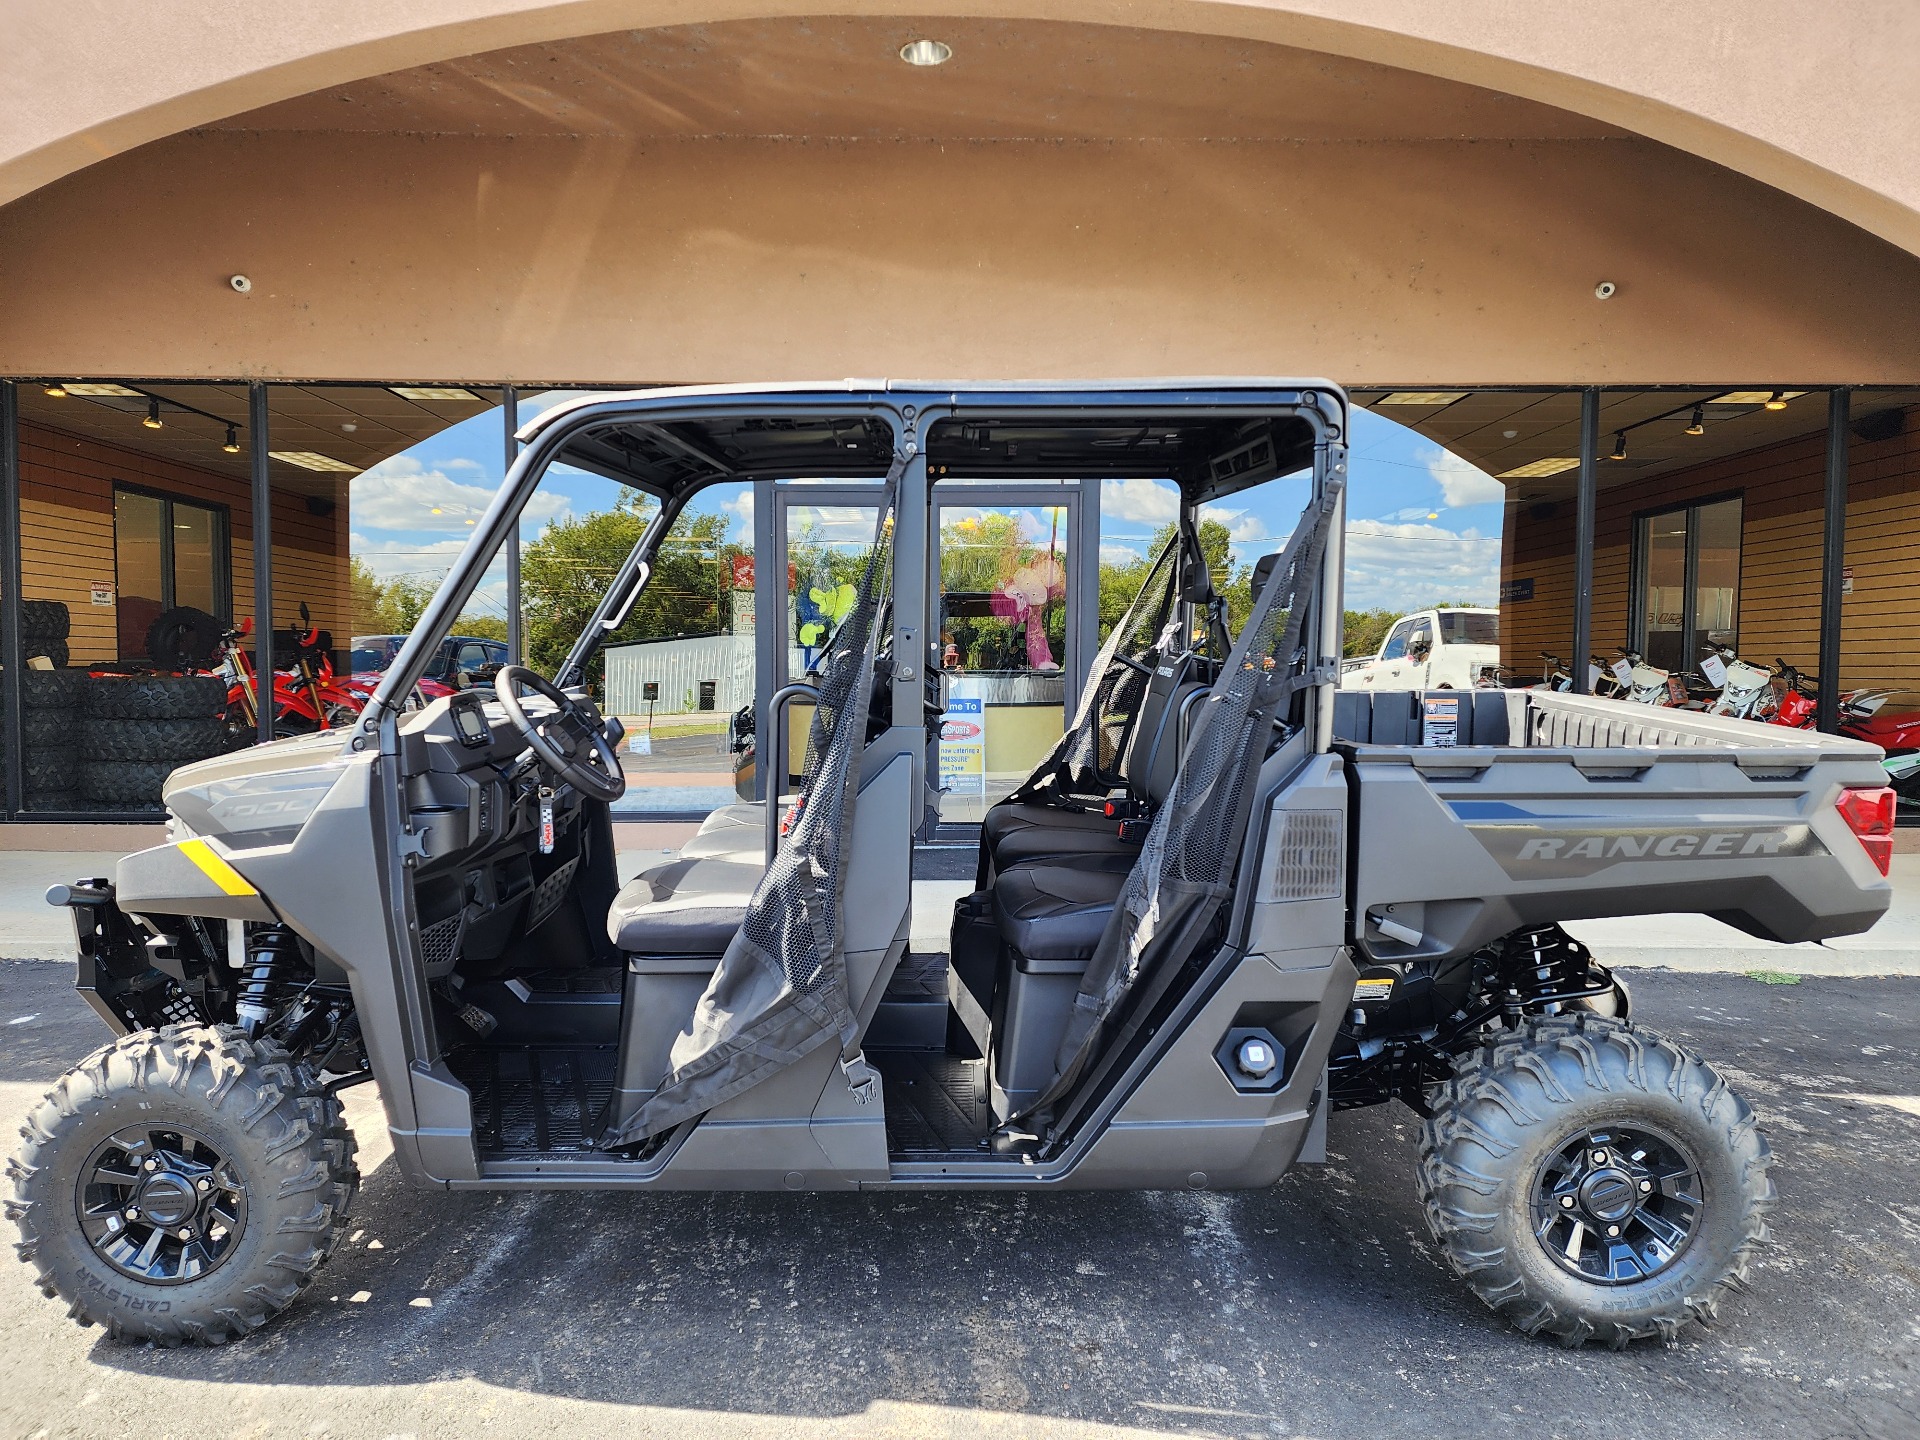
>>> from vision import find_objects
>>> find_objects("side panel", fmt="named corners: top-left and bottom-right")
top-left (1349, 740), bottom-right (1893, 959)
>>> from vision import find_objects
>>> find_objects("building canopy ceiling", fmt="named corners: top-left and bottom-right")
top-left (198, 17), bottom-right (1627, 145)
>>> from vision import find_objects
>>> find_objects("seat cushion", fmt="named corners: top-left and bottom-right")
top-left (607, 856), bottom-right (763, 955)
top-left (992, 854), bottom-right (1135, 963)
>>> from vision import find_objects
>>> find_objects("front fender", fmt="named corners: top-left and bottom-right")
top-left (115, 836), bottom-right (278, 924)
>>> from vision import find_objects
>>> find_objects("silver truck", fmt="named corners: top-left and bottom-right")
top-left (9, 382), bottom-right (1895, 1353)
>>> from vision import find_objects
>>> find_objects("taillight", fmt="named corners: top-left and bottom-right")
top-left (1835, 786), bottom-right (1896, 876)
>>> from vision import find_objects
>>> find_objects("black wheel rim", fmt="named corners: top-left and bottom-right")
top-left (1531, 1123), bottom-right (1702, 1285)
top-left (74, 1125), bottom-right (249, 1285)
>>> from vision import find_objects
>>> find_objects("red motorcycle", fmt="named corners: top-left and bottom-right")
top-left (1769, 659), bottom-right (1920, 796)
top-left (216, 605), bottom-right (367, 741)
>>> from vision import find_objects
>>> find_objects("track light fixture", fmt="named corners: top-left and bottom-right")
top-left (1609, 431), bottom-right (1628, 461)
top-left (1685, 405), bottom-right (1705, 436)
top-left (223, 423), bottom-right (241, 454)
top-left (1765, 391), bottom-right (1789, 410)
top-left (143, 397), bottom-right (163, 429)
top-left (43, 383), bottom-right (67, 398)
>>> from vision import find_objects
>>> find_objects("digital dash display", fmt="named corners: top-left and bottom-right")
top-left (452, 700), bottom-right (491, 747)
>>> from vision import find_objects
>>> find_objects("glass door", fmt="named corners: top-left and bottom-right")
top-left (1633, 496), bottom-right (1743, 673)
top-left (930, 485), bottom-right (1085, 824)
top-left (761, 484), bottom-right (886, 795)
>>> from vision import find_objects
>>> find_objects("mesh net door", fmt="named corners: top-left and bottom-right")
top-left (603, 459), bottom-right (903, 1145)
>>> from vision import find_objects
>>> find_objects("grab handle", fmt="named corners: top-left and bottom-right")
top-left (765, 682), bottom-right (824, 865)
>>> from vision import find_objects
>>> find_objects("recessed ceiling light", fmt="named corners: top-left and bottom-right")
top-left (42, 383), bottom-right (68, 398)
top-left (61, 382), bottom-right (143, 397)
top-left (270, 450), bottom-right (361, 473)
top-left (389, 386), bottom-right (479, 402)
top-left (1502, 429), bottom-right (1518, 439)
top-left (1375, 391), bottom-right (1467, 406)
top-left (1497, 457), bottom-right (1581, 479)
top-left (899, 39), bottom-right (952, 66)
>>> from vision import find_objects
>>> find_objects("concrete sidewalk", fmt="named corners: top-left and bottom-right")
top-left (6, 846), bottom-right (1918, 976)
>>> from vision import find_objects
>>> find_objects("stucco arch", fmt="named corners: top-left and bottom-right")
top-left (5, 0), bottom-right (1919, 259)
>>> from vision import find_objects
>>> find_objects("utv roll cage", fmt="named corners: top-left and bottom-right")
top-left (356, 382), bottom-right (1348, 774)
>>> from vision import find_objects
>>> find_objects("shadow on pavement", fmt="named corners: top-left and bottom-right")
top-left (3, 962), bottom-right (1916, 1438)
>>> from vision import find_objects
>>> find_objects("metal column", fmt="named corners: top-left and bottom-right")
top-left (503, 385), bottom-right (521, 664)
top-left (1570, 388), bottom-right (1599, 694)
top-left (249, 382), bottom-right (274, 744)
top-left (750, 474), bottom-right (778, 803)
top-left (1818, 388), bottom-right (1850, 733)
top-left (0, 381), bottom-right (21, 816)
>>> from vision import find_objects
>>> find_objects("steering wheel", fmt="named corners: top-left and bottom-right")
top-left (493, 666), bottom-right (626, 804)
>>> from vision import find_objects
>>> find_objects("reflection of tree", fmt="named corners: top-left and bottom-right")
top-left (940, 511), bottom-right (1068, 671)
top-left (349, 557), bottom-right (505, 641)
top-left (522, 488), bottom-right (742, 682)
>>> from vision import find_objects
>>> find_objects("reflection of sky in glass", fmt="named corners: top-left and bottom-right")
top-left (1098, 409), bottom-right (1504, 612)
top-left (350, 397), bottom-right (1505, 627)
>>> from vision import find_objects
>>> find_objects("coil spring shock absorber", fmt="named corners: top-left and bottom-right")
top-left (1496, 924), bottom-right (1601, 1015)
top-left (236, 925), bottom-right (299, 1036)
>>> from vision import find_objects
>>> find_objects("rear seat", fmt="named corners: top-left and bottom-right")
top-left (982, 652), bottom-right (1211, 875)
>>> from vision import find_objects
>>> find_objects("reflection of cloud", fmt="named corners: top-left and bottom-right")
top-left (1100, 540), bottom-right (1154, 565)
top-left (721, 487), bottom-right (753, 529)
top-left (791, 504), bottom-right (881, 546)
top-left (1102, 477), bottom-right (1179, 525)
top-left (352, 456), bottom-right (570, 533)
top-left (1423, 446), bottom-right (1505, 509)
top-left (350, 534), bottom-right (471, 584)
top-left (1344, 519), bottom-right (1500, 611)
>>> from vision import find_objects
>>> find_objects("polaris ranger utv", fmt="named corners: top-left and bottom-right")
top-left (8, 383), bottom-right (1896, 1351)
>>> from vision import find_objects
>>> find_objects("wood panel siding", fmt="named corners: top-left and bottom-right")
top-left (1499, 404), bottom-right (1920, 691)
top-left (17, 421), bottom-right (348, 666)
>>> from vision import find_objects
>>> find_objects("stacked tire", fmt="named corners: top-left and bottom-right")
top-left (79, 674), bottom-right (229, 809)
top-left (20, 598), bottom-right (71, 671)
top-left (8, 667), bottom-right (88, 811)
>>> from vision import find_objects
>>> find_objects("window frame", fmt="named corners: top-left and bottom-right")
top-left (111, 482), bottom-right (232, 654)
top-left (1379, 616), bottom-right (1418, 662)
top-left (1628, 489), bottom-right (1744, 667)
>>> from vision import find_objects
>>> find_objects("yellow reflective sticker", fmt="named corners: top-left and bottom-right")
top-left (178, 838), bottom-right (257, 897)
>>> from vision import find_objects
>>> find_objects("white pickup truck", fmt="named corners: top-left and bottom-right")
top-left (1342, 606), bottom-right (1500, 691)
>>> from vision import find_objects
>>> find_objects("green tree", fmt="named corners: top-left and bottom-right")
top-left (520, 490), bottom-right (740, 682)
top-left (1095, 517), bottom-right (1248, 642)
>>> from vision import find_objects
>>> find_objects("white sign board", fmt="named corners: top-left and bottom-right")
top-left (938, 691), bottom-right (987, 794)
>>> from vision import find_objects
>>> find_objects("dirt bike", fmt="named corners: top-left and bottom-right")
top-left (1607, 648), bottom-right (1688, 707)
top-left (216, 606), bottom-right (367, 743)
top-left (1698, 645), bottom-right (1777, 720)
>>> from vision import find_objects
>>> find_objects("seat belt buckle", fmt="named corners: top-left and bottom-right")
top-left (1103, 789), bottom-right (1140, 820)
top-left (1116, 817), bottom-right (1151, 843)
top-left (841, 1051), bottom-right (879, 1104)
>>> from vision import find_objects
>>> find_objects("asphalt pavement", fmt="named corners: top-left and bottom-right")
top-left (1, 962), bottom-right (1915, 1440)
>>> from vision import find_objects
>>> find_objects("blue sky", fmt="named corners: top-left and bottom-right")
top-left (349, 397), bottom-right (1502, 622)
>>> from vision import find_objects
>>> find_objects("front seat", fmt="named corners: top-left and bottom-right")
top-left (606, 855), bottom-right (763, 957)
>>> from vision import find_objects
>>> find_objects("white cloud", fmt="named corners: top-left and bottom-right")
top-left (1101, 477), bottom-right (1180, 525)
top-left (1423, 447), bottom-right (1505, 509)
top-left (351, 455), bottom-right (569, 534)
top-left (1343, 518), bottom-right (1500, 612)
